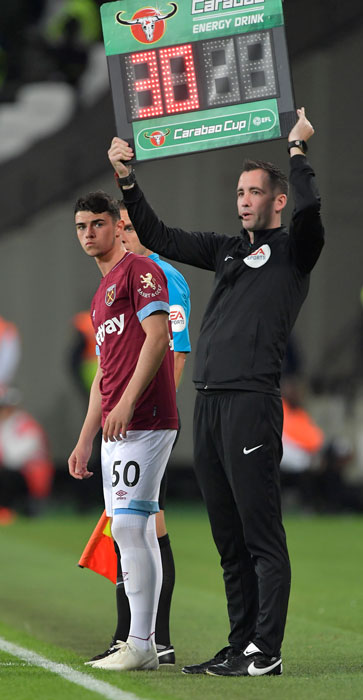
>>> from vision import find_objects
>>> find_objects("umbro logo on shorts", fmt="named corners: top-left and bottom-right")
top-left (116, 489), bottom-right (127, 499)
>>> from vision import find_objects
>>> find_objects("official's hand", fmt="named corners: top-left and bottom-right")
top-left (68, 442), bottom-right (94, 480)
top-left (103, 396), bottom-right (136, 442)
top-left (108, 137), bottom-right (134, 177)
top-left (288, 107), bottom-right (314, 143)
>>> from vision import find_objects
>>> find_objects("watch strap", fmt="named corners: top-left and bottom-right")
top-left (116, 168), bottom-right (136, 187)
top-left (287, 139), bottom-right (307, 154)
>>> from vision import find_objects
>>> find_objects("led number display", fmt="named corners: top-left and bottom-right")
top-left (101, 0), bottom-right (295, 161)
top-left (121, 32), bottom-right (277, 120)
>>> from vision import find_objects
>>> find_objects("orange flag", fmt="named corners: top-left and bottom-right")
top-left (78, 510), bottom-right (117, 583)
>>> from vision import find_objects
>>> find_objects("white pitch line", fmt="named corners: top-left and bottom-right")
top-left (0, 637), bottom-right (145, 700)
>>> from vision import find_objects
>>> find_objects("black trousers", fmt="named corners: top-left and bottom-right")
top-left (193, 390), bottom-right (291, 657)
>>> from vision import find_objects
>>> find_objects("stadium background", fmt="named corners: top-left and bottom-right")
top-left (1, 0), bottom-right (363, 503)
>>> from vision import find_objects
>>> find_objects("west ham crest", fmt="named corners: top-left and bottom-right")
top-left (105, 284), bottom-right (116, 306)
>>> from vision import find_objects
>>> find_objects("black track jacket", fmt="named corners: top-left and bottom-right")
top-left (122, 155), bottom-right (324, 395)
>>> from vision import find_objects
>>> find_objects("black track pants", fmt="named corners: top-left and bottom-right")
top-left (193, 390), bottom-right (291, 657)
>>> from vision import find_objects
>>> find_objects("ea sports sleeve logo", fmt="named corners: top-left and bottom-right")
top-left (170, 305), bottom-right (186, 332)
top-left (115, 3), bottom-right (178, 44)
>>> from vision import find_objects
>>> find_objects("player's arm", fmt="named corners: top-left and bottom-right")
top-left (68, 361), bottom-right (103, 480)
top-left (103, 311), bottom-right (170, 442)
top-left (174, 350), bottom-right (186, 389)
top-left (167, 274), bottom-right (190, 389)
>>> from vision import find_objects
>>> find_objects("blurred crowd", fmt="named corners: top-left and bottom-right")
top-left (0, 0), bottom-right (103, 102)
top-left (280, 374), bottom-right (361, 514)
top-left (0, 316), bottom-right (54, 523)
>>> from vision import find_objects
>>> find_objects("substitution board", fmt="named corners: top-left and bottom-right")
top-left (101, 0), bottom-right (295, 161)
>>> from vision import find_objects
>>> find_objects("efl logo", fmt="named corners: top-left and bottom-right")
top-left (115, 3), bottom-right (178, 44)
top-left (144, 128), bottom-right (170, 147)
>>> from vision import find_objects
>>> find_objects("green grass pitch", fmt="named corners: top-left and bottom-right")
top-left (0, 504), bottom-right (363, 699)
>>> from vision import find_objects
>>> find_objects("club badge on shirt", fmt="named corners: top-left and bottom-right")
top-left (105, 284), bottom-right (116, 306)
top-left (243, 244), bottom-right (271, 268)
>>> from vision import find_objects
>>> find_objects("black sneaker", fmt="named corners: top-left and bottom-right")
top-left (182, 646), bottom-right (235, 675)
top-left (84, 640), bottom-right (120, 666)
top-left (206, 642), bottom-right (282, 677)
top-left (157, 644), bottom-right (175, 665)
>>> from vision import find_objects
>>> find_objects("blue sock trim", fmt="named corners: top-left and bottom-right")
top-left (128, 499), bottom-right (159, 513)
top-left (113, 508), bottom-right (149, 517)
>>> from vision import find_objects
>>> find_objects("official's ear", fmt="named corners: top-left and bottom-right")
top-left (275, 193), bottom-right (287, 213)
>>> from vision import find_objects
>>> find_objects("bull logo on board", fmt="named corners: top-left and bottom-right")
top-left (115, 3), bottom-right (178, 44)
top-left (144, 129), bottom-right (170, 147)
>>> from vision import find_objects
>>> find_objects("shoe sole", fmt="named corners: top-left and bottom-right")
top-left (89, 659), bottom-right (159, 671)
top-left (90, 653), bottom-right (159, 671)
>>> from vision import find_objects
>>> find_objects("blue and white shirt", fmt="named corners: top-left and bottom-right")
top-left (148, 253), bottom-right (191, 353)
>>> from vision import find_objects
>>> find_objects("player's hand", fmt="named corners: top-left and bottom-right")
top-left (108, 137), bottom-right (134, 177)
top-left (68, 442), bottom-right (94, 480)
top-left (288, 107), bottom-right (314, 144)
top-left (103, 396), bottom-right (136, 442)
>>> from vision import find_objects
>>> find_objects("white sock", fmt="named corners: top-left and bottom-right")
top-left (112, 513), bottom-right (161, 651)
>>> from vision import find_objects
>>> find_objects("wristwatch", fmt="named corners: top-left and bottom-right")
top-left (287, 139), bottom-right (307, 154)
top-left (117, 167), bottom-right (136, 188)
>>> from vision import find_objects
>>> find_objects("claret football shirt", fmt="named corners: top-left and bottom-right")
top-left (91, 252), bottom-right (178, 430)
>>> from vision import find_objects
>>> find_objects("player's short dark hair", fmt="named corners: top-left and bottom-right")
top-left (241, 159), bottom-right (289, 196)
top-left (74, 191), bottom-right (120, 221)
top-left (118, 199), bottom-right (127, 212)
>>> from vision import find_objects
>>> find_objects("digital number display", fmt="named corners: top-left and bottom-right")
top-left (121, 32), bottom-right (277, 121)
top-left (101, 0), bottom-right (295, 161)
top-left (123, 44), bottom-right (200, 120)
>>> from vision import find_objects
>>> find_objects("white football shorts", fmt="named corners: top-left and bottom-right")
top-left (101, 429), bottom-right (177, 517)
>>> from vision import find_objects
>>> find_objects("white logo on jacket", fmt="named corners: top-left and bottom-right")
top-left (243, 244), bottom-right (271, 268)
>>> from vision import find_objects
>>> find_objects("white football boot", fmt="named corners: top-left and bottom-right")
top-left (90, 639), bottom-right (159, 671)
